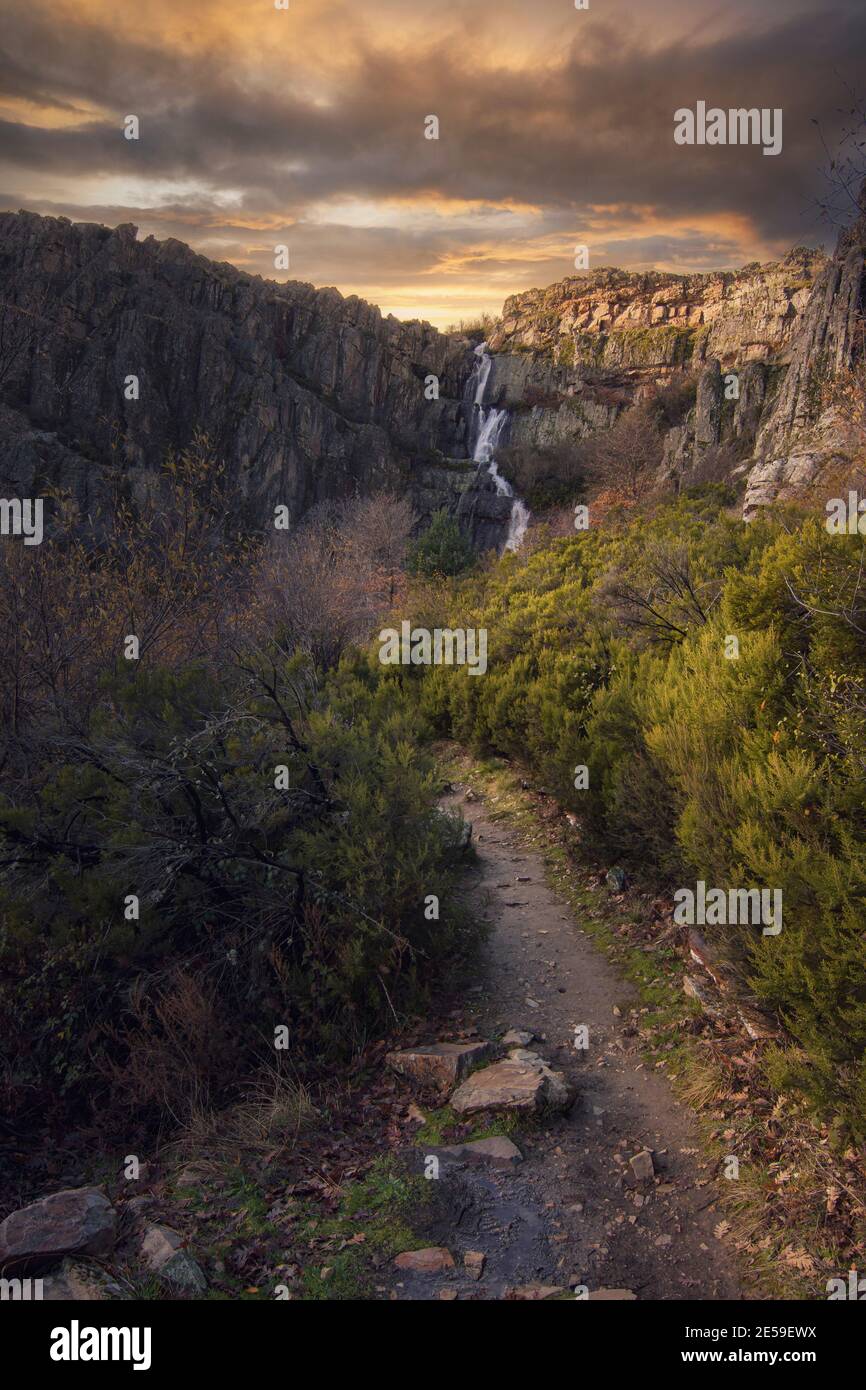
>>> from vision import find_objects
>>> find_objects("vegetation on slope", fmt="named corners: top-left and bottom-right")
top-left (405, 488), bottom-right (866, 1140)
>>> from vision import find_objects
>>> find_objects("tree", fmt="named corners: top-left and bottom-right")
top-left (585, 401), bottom-right (663, 503)
top-left (407, 509), bottom-right (474, 577)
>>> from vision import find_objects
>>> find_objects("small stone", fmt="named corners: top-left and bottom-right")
top-left (629, 1150), bottom-right (656, 1183)
top-left (123, 1195), bottom-right (155, 1223)
top-left (174, 1165), bottom-right (206, 1189)
top-left (589, 1288), bottom-right (637, 1300)
top-left (683, 974), bottom-right (720, 1013)
top-left (159, 1250), bottom-right (207, 1292)
top-left (737, 1006), bottom-right (778, 1040)
top-left (605, 867), bottom-right (628, 891)
top-left (393, 1248), bottom-right (454, 1274)
top-left (438, 1287), bottom-right (458, 1300)
top-left (501, 1028), bottom-right (535, 1047)
top-left (464, 1251), bottom-right (485, 1280)
top-left (141, 1224), bottom-right (206, 1291)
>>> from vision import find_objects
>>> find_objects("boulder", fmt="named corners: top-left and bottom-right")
top-left (386, 1040), bottom-right (493, 1091)
top-left (450, 1053), bottom-right (574, 1115)
top-left (0, 1187), bottom-right (116, 1277)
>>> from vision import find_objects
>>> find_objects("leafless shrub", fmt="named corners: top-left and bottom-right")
top-left (252, 491), bottom-right (415, 667)
top-left (600, 540), bottom-right (720, 647)
top-left (584, 401), bottom-right (665, 503)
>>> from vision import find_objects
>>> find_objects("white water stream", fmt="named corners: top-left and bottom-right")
top-left (469, 343), bottom-right (530, 553)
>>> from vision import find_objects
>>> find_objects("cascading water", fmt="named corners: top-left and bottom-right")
top-left (468, 343), bottom-right (530, 553)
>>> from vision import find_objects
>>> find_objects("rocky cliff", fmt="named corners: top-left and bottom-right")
top-left (481, 211), bottom-right (864, 515)
top-left (465, 248), bottom-right (834, 484)
top-left (0, 210), bottom-right (513, 547)
top-left (742, 188), bottom-right (866, 514)
top-left (488, 250), bottom-right (825, 370)
top-left (1, 205), bottom-right (862, 544)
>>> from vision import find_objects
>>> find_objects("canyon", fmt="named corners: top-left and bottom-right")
top-left (0, 195), bottom-right (863, 550)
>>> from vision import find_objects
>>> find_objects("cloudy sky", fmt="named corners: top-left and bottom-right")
top-left (0, 0), bottom-right (862, 326)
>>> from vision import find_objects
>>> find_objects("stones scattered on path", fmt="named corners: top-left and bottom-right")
top-left (388, 1027), bottom-right (573, 1123)
top-left (393, 1247), bottom-right (454, 1274)
top-left (0, 1186), bottom-right (117, 1277)
top-left (386, 1040), bottom-right (493, 1092)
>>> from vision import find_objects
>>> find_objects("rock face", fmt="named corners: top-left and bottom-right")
top-left (0, 1187), bottom-right (117, 1276)
top-left (1, 204), bottom-right (861, 538)
top-left (480, 218), bottom-right (863, 517)
top-left (450, 1051), bottom-right (574, 1115)
top-left (487, 251), bottom-right (824, 368)
top-left (743, 188), bottom-right (866, 515)
top-left (0, 210), bottom-right (497, 542)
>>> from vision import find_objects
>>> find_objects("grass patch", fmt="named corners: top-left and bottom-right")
top-left (298, 1155), bottom-right (432, 1301)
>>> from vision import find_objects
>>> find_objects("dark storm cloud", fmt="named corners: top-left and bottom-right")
top-left (1, 0), bottom-right (864, 318)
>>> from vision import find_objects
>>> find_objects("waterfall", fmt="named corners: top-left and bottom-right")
top-left (468, 343), bottom-right (530, 553)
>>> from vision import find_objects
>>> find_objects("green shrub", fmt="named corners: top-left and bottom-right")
top-left (414, 494), bottom-right (866, 1139)
top-left (407, 510), bottom-right (475, 578)
top-left (0, 649), bottom-right (480, 1127)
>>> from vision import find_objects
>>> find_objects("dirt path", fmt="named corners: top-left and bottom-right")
top-left (395, 784), bottom-right (745, 1301)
